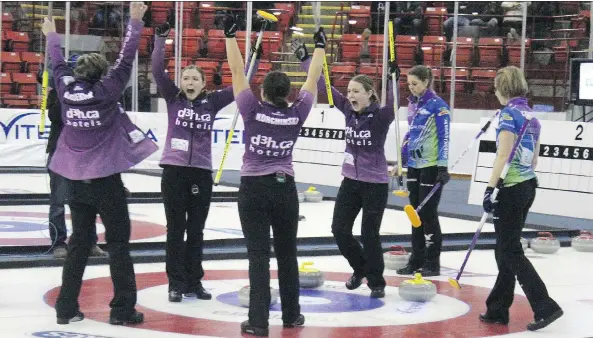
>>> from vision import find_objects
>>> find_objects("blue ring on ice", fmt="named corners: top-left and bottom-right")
top-left (216, 288), bottom-right (384, 312)
top-left (0, 220), bottom-right (45, 232)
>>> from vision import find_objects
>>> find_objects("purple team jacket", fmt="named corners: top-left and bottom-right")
top-left (47, 19), bottom-right (158, 180)
top-left (301, 58), bottom-right (395, 184)
top-left (152, 36), bottom-right (259, 170)
top-left (236, 88), bottom-right (314, 177)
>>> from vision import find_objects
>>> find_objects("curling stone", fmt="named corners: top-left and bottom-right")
top-left (520, 237), bottom-right (528, 250)
top-left (398, 273), bottom-right (437, 302)
top-left (304, 186), bottom-right (323, 202)
top-left (383, 245), bottom-right (410, 270)
top-left (298, 191), bottom-right (305, 203)
top-left (530, 232), bottom-right (560, 254)
top-left (571, 231), bottom-right (593, 252)
top-left (298, 261), bottom-right (324, 288)
top-left (238, 285), bottom-right (279, 307)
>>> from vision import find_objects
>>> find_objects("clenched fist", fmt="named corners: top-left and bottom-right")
top-left (130, 2), bottom-right (148, 21)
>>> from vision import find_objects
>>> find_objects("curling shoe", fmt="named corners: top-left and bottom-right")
top-left (416, 261), bottom-right (440, 277)
top-left (283, 314), bottom-right (305, 328)
top-left (57, 311), bottom-right (84, 325)
top-left (479, 312), bottom-right (509, 325)
top-left (194, 284), bottom-right (212, 300)
top-left (370, 287), bottom-right (385, 298)
top-left (109, 310), bottom-right (144, 325)
top-left (345, 274), bottom-right (364, 290)
top-left (168, 290), bottom-right (182, 302)
top-left (241, 321), bottom-right (268, 336)
top-left (396, 263), bottom-right (420, 275)
top-left (184, 285), bottom-right (212, 300)
top-left (527, 308), bottom-right (564, 331)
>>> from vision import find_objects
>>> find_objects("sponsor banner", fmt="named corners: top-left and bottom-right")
top-left (0, 108), bottom-right (484, 187)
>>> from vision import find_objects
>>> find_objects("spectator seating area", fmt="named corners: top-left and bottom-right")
top-left (0, 1), bottom-right (589, 111)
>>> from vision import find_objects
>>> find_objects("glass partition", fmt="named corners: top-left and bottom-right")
top-left (0, 1), bottom-right (588, 248)
top-left (0, 1), bottom-right (47, 111)
top-left (1, 1), bottom-right (590, 114)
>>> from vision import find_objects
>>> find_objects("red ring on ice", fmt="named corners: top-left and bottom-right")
top-left (0, 211), bottom-right (165, 245)
top-left (44, 270), bottom-right (532, 337)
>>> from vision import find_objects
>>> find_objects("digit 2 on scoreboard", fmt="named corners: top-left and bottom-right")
top-left (575, 124), bottom-right (584, 141)
top-left (540, 144), bottom-right (592, 160)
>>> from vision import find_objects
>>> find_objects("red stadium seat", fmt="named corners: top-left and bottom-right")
top-left (1, 52), bottom-right (22, 73)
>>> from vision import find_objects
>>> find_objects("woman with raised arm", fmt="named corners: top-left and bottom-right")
top-left (151, 22), bottom-right (260, 304)
top-left (294, 39), bottom-right (399, 299)
top-left (42, 2), bottom-right (156, 326)
top-left (480, 66), bottom-right (563, 331)
top-left (224, 14), bottom-right (326, 337)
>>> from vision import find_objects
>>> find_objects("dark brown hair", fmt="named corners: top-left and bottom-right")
top-left (351, 74), bottom-right (379, 103)
top-left (263, 71), bottom-right (290, 108)
top-left (408, 65), bottom-right (434, 88)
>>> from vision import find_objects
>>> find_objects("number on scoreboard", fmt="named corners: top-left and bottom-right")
top-left (469, 119), bottom-right (593, 220)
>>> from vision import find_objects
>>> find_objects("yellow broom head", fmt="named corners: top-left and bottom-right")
top-left (448, 277), bottom-right (461, 289)
top-left (392, 189), bottom-right (410, 198)
top-left (404, 204), bottom-right (421, 227)
top-left (256, 10), bottom-right (278, 22)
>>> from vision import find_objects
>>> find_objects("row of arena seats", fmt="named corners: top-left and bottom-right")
top-left (0, 94), bottom-right (40, 109)
top-left (1, 2), bottom-right (296, 52)
top-left (140, 28), bottom-right (285, 60)
top-left (328, 63), bottom-right (503, 94)
top-left (148, 2), bottom-right (295, 32)
top-left (1, 30), bottom-right (31, 53)
top-left (344, 3), bottom-right (586, 35)
top-left (0, 51), bottom-right (44, 73)
top-left (0, 72), bottom-right (37, 96)
top-left (339, 34), bottom-right (578, 69)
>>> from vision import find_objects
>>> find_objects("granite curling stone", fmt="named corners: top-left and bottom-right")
top-left (399, 273), bottom-right (437, 302)
top-left (298, 191), bottom-right (305, 203)
top-left (238, 285), bottom-right (279, 307)
top-left (530, 232), bottom-right (560, 254)
top-left (304, 186), bottom-right (323, 202)
top-left (299, 261), bottom-right (324, 288)
top-left (572, 231), bottom-right (593, 252)
top-left (383, 245), bottom-right (410, 270)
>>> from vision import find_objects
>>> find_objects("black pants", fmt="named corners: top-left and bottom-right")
top-left (486, 178), bottom-right (561, 320)
top-left (331, 177), bottom-right (388, 288)
top-left (406, 166), bottom-right (443, 268)
top-left (161, 165), bottom-right (213, 293)
top-left (47, 153), bottom-right (98, 247)
top-left (238, 174), bottom-right (300, 329)
top-left (55, 174), bottom-right (136, 319)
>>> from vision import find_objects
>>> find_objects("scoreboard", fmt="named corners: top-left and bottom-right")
top-left (293, 107), bottom-right (347, 188)
top-left (468, 118), bottom-right (593, 220)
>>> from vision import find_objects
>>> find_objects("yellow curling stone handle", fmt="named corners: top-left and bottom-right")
top-left (403, 273), bottom-right (433, 285)
top-left (299, 261), bottom-right (319, 273)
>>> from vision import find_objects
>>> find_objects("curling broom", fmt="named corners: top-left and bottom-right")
top-left (39, 2), bottom-right (54, 137)
top-left (404, 110), bottom-right (501, 227)
top-left (388, 20), bottom-right (408, 197)
top-left (214, 10), bottom-right (278, 186)
top-left (448, 114), bottom-right (534, 289)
